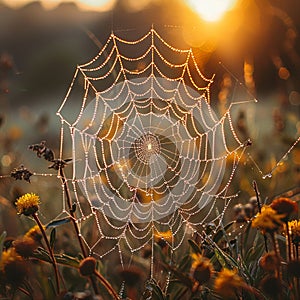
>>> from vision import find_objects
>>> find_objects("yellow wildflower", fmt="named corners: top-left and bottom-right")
top-left (259, 251), bottom-right (280, 272)
top-left (190, 253), bottom-right (213, 285)
top-left (0, 248), bottom-right (27, 285)
top-left (14, 236), bottom-right (38, 258)
top-left (287, 220), bottom-right (300, 244)
top-left (15, 193), bottom-right (40, 216)
top-left (252, 205), bottom-right (285, 234)
top-left (270, 197), bottom-right (298, 221)
top-left (25, 225), bottom-right (43, 242)
top-left (214, 268), bottom-right (246, 299)
top-left (1, 248), bottom-right (20, 270)
top-left (154, 229), bottom-right (173, 247)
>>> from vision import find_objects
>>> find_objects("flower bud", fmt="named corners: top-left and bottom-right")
top-left (79, 257), bottom-right (96, 277)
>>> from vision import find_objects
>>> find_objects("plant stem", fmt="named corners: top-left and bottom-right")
top-left (285, 221), bottom-right (292, 261)
top-left (253, 181), bottom-right (268, 252)
top-left (59, 167), bottom-right (99, 294)
top-left (18, 287), bottom-right (33, 299)
top-left (94, 270), bottom-right (120, 300)
top-left (296, 244), bottom-right (300, 299)
top-left (59, 167), bottom-right (87, 256)
top-left (253, 181), bottom-right (262, 213)
top-left (32, 213), bottom-right (60, 294)
top-left (271, 232), bottom-right (282, 280)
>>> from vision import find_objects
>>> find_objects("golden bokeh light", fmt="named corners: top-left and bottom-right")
top-left (186, 0), bottom-right (238, 22)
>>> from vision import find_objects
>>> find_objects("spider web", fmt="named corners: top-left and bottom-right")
top-left (56, 28), bottom-right (253, 272)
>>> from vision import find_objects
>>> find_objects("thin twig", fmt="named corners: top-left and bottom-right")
top-left (32, 213), bottom-right (60, 295)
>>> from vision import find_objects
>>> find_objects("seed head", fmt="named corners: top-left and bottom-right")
top-left (79, 257), bottom-right (96, 277)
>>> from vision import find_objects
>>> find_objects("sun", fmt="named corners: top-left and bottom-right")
top-left (74, 0), bottom-right (115, 10)
top-left (186, 0), bottom-right (238, 22)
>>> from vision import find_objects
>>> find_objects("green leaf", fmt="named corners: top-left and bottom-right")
top-left (0, 231), bottom-right (7, 260)
top-left (33, 249), bottom-right (80, 268)
top-left (213, 221), bottom-right (235, 248)
top-left (50, 228), bottom-right (56, 250)
top-left (238, 254), bottom-right (254, 285)
top-left (55, 253), bottom-right (80, 268)
top-left (0, 231), bottom-right (7, 250)
top-left (214, 248), bottom-right (227, 268)
top-left (169, 286), bottom-right (189, 300)
top-left (178, 254), bottom-right (192, 272)
top-left (241, 222), bottom-right (252, 254)
top-left (146, 279), bottom-right (166, 300)
top-left (154, 243), bottom-right (167, 264)
top-left (34, 247), bottom-right (52, 263)
top-left (165, 265), bottom-right (193, 289)
top-left (244, 242), bottom-right (265, 265)
top-left (188, 239), bottom-right (201, 254)
top-left (214, 245), bottom-right (239, 269)
top-left (48, 277), bottom-right (57, 298)
top-left (46, 217), bottom-right (71, 229)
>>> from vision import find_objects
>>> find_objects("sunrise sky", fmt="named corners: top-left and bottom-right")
top-left (2, 0), bottom-right (238, 22)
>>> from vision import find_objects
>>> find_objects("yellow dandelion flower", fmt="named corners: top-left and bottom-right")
top-left (214, 268), bottom-right (246, 299)
top-left (252, 205), bottom-right (285, 234)
top-left (190, 253), bottom-right (213, 285)
top-left (15, 193), bottom-right (40, 216)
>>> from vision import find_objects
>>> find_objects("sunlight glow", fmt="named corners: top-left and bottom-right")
top-left (186, 0), bottom-right (238, 22)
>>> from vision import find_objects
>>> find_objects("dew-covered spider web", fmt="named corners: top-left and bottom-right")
top-left (56, 28), bottom-right (254, 272)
